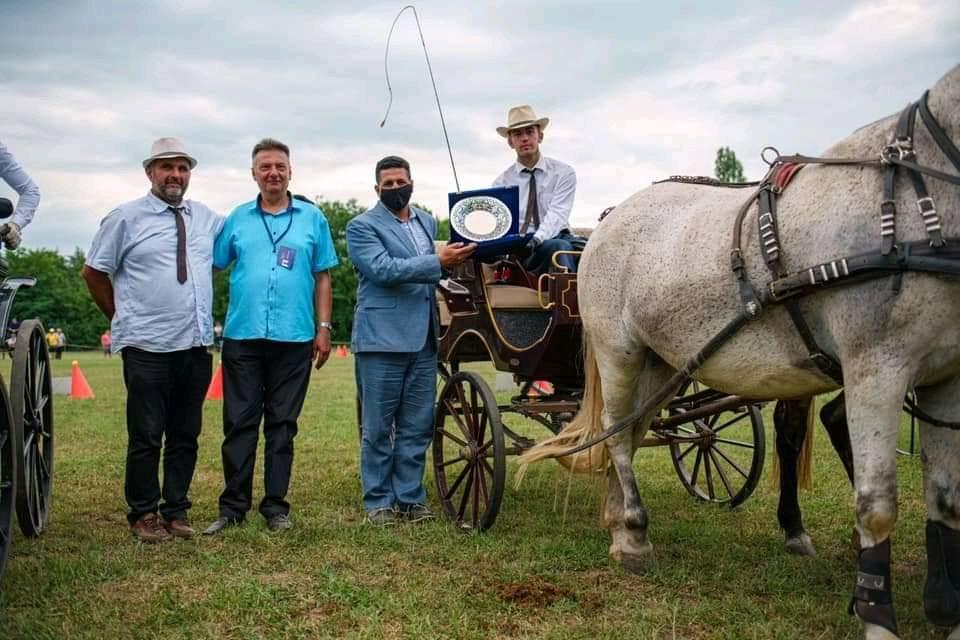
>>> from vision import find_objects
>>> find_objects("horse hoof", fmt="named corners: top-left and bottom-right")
top-left (862, 622), bottom-right (900, 639)
top-left (618, 551), bottom-right (657, 576)
top-left (785, 532), bottom-right (817, 557)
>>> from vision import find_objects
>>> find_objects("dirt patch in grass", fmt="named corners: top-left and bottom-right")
top-left (495, 576), bottom-right (574, 608)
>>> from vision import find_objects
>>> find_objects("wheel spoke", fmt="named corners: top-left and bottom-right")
top-left (477, 467), bottom-right (489, 507)
top-left (690, 448), bottom-right (703, 488)
top-left (481, 456), bottom-right (495, 478)
top-left (477, 410), bottom-right (488, 450)
top-left (707, 449), bottom-right (735, 500)
top-left (440, 454), bottom-right (466, 468)
top-left (439, 427), bottom-right (468, 448)
top-left (22, 429), bottom-right (34, 457)
top-left (443, 399), bottom-right (471, 442)
top-left (36, 392), bottom-right (48, 415)
top-left (445, 461), bottom-right (472, 500)
top-left (712, 412), bottom-right (750, 435)
top-left (37, 450), bottom-right (50, 481)
top-left (712, 445), bottom-right (751, 480)
top-left (470, 386), bottom-right (481, 437)
top-left (454, 382), bottom-right (475, 435)
top-left (471, 461), bottom-right (480, 528)
top-left (457, 465), bottom-right (475, 521)
top-left (676, 443), bottom-right (697, 462)
top-left (713, 437), bottom-right (755, 450)
top-left (703, 450), bottom-right (715, 500)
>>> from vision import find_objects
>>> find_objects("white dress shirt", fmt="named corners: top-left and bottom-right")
top-left (493, 155), bottom-right (576, 245)
top-left (0, 140), bottom-right (40, 230)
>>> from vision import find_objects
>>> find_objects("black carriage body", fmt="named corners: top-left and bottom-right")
top-left (437, 259), bottom-right (583, 388)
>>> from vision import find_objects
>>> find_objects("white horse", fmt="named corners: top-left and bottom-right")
top-left (524, 65), bottom-right (960, 639)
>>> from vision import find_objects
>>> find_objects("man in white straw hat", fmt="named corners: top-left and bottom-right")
top-left (493, 105), bottom-right (578, 273)
top-left (82, 137), bottom-right (223, 543)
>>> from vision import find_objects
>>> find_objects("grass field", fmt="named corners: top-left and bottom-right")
top-left (0, 352), bottom-right (941, 639)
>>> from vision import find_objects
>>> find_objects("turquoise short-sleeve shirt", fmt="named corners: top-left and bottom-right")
top-left (214, 194), bottom-right (338, 342)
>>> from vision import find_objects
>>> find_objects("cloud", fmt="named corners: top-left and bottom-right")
top-left (0, 0), bottom-right (956, 251)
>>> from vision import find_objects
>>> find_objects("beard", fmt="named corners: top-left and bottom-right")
top-left (154, 181), bottom-right (185, 204)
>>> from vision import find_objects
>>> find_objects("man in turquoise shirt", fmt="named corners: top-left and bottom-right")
top-left (204, 138), bottom-right (338, 535)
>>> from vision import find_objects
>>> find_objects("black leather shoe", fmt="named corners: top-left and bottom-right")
top-left (202, 516), bottom-right (242, 536)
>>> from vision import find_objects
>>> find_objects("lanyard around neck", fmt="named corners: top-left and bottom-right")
top-left (258, 200), bottom-right (294, 253)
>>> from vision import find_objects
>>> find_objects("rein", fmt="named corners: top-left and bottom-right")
top-left (554, 87), bottom-right (960, 458)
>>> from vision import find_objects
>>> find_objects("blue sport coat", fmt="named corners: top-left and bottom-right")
top-left (347, 202), bottom-right (442, 353)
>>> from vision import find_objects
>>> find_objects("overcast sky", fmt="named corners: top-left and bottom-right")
top-left (0, 0), bottom-right (957, 252)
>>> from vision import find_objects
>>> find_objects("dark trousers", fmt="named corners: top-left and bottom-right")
top-left (524, 230), bottom-right (578, 273)
top-left (218, 338), bottom-right (313, 520)
top-left (121, 347), bottom-right (212, 524)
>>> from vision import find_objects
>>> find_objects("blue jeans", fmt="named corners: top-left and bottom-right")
top-left (355, 346), bottom-right (437, 512)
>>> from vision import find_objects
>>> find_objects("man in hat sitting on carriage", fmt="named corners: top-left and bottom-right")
top-left (493, 105), bottom-right (579, 273)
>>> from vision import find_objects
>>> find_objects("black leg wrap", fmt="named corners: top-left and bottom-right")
top-left (924, 519), bottom-right (960, 627)
top-left (849, 538), bottom-right (898, 636)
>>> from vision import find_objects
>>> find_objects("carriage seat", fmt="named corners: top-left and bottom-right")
top-left (432, 241), bottom-right (543, 310)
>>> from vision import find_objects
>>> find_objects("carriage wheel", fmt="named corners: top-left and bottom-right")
top-left (12, 319), bottom-right (54, 537)
top-left (667, 382), bottom-right (765, 508)
top-left (0, 379), bottom-right (15, 578)
top-left (433, 371), bottom-right (505, 531)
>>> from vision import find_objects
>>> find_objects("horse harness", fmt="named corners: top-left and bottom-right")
top-left (659, 91), bottom-right (960, 397)
top-left (560, 88), bottom-right (960, 465)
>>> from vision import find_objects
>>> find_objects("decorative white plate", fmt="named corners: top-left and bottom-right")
top-left (450, 196), bottom-right (512, 242)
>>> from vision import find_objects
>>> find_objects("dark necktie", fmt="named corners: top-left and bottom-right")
top-left (521, 168), bottom-right (540, 234)
top-left (169, 206), bottom-right (187, 284)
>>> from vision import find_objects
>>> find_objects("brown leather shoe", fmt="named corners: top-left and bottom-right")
top-left (130, 513), bottom-right (173, 544)
top-left (161, 518), bottom-right (195, 539)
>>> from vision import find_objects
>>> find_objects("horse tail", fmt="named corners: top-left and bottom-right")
top-left (797, 398), bottom-right (815, 490)
top-left (770, 398), bottom-right (816, 490)
top-left (516, 339), bottom-right (608, 482)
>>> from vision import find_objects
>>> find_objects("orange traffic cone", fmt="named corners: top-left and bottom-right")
top-left (206, 363), bottom-right (223, 400)
top-left (336, 345), bottom-right (347, 358)
top-left (70, 360), bottom-right (95, 399)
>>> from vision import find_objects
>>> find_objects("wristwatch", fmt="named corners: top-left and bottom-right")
top-left (317, 321), bottom-right (333, 331)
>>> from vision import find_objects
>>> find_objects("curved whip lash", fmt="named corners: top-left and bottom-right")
top-left (380, 4), bottom-right (461, 192)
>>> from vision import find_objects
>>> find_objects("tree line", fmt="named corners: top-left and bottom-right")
top-left (9, 149), bottom-right (748, 349)
top-left (7, 198), bottom-right (447, 348)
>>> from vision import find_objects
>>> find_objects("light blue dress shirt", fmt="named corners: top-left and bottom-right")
top-left (86, 192), bottom-right (224, 353)
top-left (390, 209), bottom-right (433, 256)
top-left (0, 140), bottom-right (41, 230)
top-left (214, 195), bottom-right (339, 342)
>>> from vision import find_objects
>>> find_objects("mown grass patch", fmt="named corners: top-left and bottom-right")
top-left (0, 353), bottom-right (941, 638)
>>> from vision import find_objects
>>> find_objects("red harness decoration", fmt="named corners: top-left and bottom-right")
top-left (773, 162), bottom-right (804, 193)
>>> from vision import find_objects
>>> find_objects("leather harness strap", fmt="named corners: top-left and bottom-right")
top-left (756, 176), bottom-right (844, 383)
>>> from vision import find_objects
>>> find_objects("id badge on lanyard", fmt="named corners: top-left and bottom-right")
top-left (260, 204), bottom-right (295, 269)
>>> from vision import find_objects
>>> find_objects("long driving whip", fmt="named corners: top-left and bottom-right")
top-left (380, 4), bottom-right (461, 193)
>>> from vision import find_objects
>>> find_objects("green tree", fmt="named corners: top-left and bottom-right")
top-left (5, 247), bottom-right (107, 347)
top-left (714, 146), bottom-right (746, 183)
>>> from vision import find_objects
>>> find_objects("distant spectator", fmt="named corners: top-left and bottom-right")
top-left (213, 321), bottom-right (223, 352)
top-left (101, 330), bottom-right (112, 357)
top-left (46, 328), bottom-right (57, 357)
top-left (55, 328), bottom-right (65, 359)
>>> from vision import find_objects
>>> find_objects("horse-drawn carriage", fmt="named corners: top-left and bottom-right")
top-left (0, 196), bottom-right (55, 579)
top-left (431, 243), bottom-right (766, 531)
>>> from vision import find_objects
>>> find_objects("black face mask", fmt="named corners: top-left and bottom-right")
top-left (380, 184), bottom-right (413, 213)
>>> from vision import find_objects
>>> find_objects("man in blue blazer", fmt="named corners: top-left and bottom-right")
top-left (347, 156), bottom-right (475, 526)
